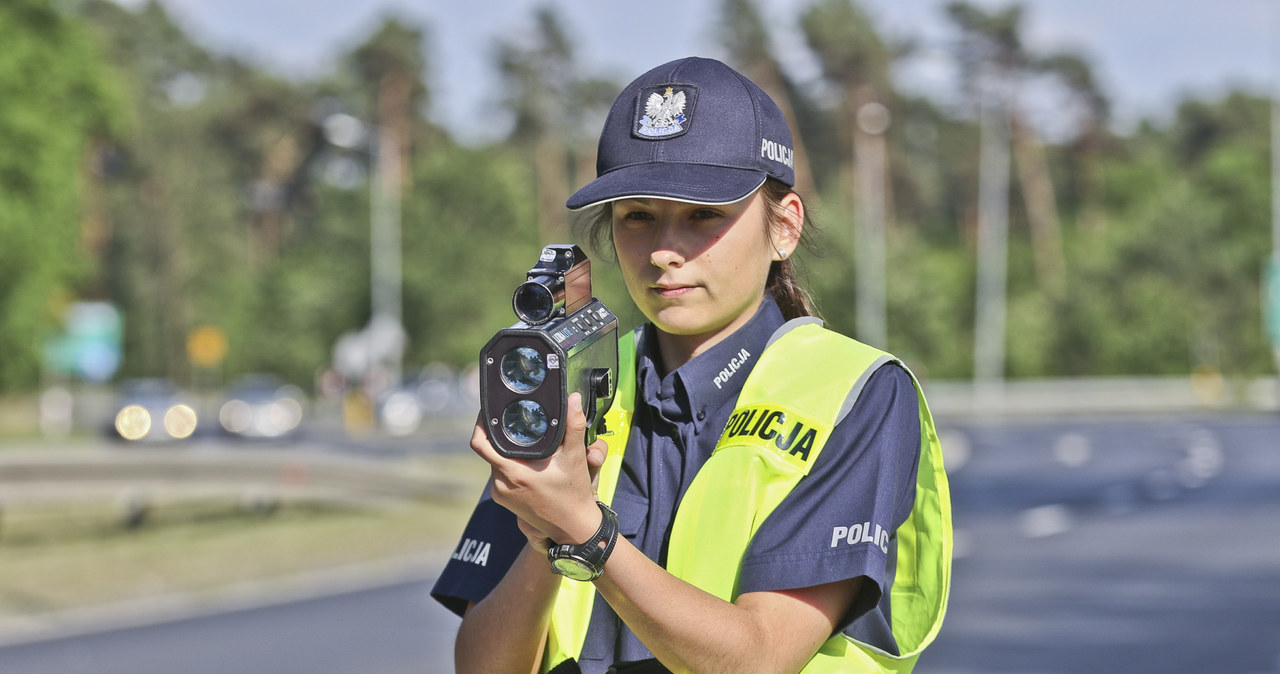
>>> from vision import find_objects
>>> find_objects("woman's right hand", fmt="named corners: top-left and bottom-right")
top-left (471, 392), bottom-right (609, 547)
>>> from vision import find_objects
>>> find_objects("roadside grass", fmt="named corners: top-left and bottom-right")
top-left (0, 453), bottom-right (489, 621)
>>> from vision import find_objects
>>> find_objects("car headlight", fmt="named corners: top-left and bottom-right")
top-left (164, 404), bottom-right (198, 439)
top-left (264, 397), bottom-right (303, 436)
top-left (220, 399), bottom-right (252, 434)
top-left (115, 404), bottom-right (153, 440)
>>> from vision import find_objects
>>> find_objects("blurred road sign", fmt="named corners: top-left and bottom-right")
top-left (44, 302), bottom-right (122, 382)
top-left (187, 325), bottom-right (229, 368)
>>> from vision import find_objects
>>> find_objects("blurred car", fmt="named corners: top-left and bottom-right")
top-left (377, 365), bottom-right (460, 436)
top-left (107, 378), bottom-right (200, 442)
top-left (217, 374), bottom-right (306, 440)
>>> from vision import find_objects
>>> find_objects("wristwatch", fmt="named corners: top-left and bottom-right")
top-left (547, 501), bottom-right (619, 581)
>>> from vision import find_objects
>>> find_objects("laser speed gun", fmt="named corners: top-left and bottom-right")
top-left (479, 245), bottom-right (618, 459)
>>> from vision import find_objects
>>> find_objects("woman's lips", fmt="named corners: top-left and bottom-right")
top-left (653, 284), bottom-right (695, 298)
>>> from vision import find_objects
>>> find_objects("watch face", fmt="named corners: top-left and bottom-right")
top-left (551, 556), bottom-right (597, 581)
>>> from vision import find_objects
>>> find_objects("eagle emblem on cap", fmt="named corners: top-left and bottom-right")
top-left (638, 86), bottom-right (688, 137)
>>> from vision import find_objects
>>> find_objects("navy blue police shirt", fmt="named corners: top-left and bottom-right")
top-left (431, 296), bottom-right (922, 672)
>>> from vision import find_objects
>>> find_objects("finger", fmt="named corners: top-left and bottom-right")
top-left (471, 418), bottom-right (523, 472)
top-left (469, 420), bottom-right (500, 462)
top-left (585, 438), bottom-right (607, 493)
top-left (516, 517), bottom-right (552, 553)
top-left (585, 439), bottom-right (607, 471)
top-left (562, 391), bottom-right (589, 449)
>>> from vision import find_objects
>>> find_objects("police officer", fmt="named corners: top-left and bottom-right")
top-left (432, 56), bottom-right (951, 673)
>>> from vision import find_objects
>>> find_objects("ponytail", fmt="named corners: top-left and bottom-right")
top-left (761, 178), bottom-right (822, 321)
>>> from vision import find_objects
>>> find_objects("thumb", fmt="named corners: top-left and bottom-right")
top-left (563, 391), bottom-right (589, 447)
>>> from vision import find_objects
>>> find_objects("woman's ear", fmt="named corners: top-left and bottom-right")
top-left (771, 191), bottom-right (804, 261)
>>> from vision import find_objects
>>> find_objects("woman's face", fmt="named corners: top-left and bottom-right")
top-left (611, 189), bottom-right (800, 363)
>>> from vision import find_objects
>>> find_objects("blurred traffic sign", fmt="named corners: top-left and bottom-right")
top-left (187, 325), bottom-right (229, 368)
top-left (44, 301), bottom-right (122, 383)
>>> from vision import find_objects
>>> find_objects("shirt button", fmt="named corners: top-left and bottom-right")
top-left (696, 410), bottom-right (706, 421)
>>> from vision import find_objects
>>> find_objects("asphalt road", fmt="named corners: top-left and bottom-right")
top-left (0, 579), bottom-right (455, 674)
top-left (918, 413), bottom-right (1280, 674)
top-left (0, 412), bottom-right (1277, 673)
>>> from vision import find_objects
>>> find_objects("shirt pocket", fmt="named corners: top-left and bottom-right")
top-left (608, 491), bottom-right (650, 544)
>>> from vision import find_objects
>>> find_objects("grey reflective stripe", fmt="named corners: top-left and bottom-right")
top-left (765, 316), bottom-right (898, 426)
top-left (836, 354), bottom-right (898, 426)
top-left (764, 316), bottom-right (823, 351)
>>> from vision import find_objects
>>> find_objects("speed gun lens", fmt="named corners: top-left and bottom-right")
top-left (513, 281), bottom-right (555, 324)
top-left (502, 399), bottom-right (549, 446)
top-left (500, 347), bottom-right (546, 393)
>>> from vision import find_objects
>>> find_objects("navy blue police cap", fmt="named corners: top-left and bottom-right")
top-left (566, 56), bottom-right (796, 210)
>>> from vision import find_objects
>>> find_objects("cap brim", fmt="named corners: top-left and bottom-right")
top-left (566, 163), bottom-right (768, 210)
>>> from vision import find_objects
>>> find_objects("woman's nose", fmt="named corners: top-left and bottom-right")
top-left (649, 221), bottom-right (685, 269)
top-left (650, 248), bottom-right (682, 269)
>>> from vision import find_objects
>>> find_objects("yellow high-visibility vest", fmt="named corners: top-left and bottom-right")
top-left (543, 319), bottom-right (951, 673)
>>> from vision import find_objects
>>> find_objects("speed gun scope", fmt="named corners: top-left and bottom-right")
top-left (479, 245), bottom-right (618, 459)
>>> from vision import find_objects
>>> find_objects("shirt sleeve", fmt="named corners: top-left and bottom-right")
top-left (429, 481), bottom-right (528, 617)
top-left (736, 362), bottom-right (921, 627)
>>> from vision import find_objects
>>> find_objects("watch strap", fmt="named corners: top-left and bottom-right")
top-left (547, 501), bottom-right (619, 580)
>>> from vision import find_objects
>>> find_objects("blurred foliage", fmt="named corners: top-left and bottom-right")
top-left (0, 0), bottom-right (1275, 396)
top-left (0, 0), bottom-right (121, 388)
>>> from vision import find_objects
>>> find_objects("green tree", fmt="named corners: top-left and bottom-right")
top-left (719, 0), bottom-right (818, 197)
top-left (493, 6), bottom-right (619, 243)
top-left (0, 0), bottom-right (120, 389)
top-left (799, 0), bottom-right (895, 202)
top-left (1038, 51), bottom-right (1111, 233)
top-left (1090, 93), bottom-right (1274, 376)
top-left (348, 16), bottom-right (427, 203)
top-left (400, 146), bottom-right (543, 368)
top-left (946, 1), bottom-right (1066, 295)
top-left (83, 0), bottom-right (282, 380)
top-left (44, 0), bottom-right (1273, 398)
top-left (495, 5), bottom-right (577, 243)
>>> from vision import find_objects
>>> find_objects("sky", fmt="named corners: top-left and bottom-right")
top-left (112, 0), bottom-right (1276, 144)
